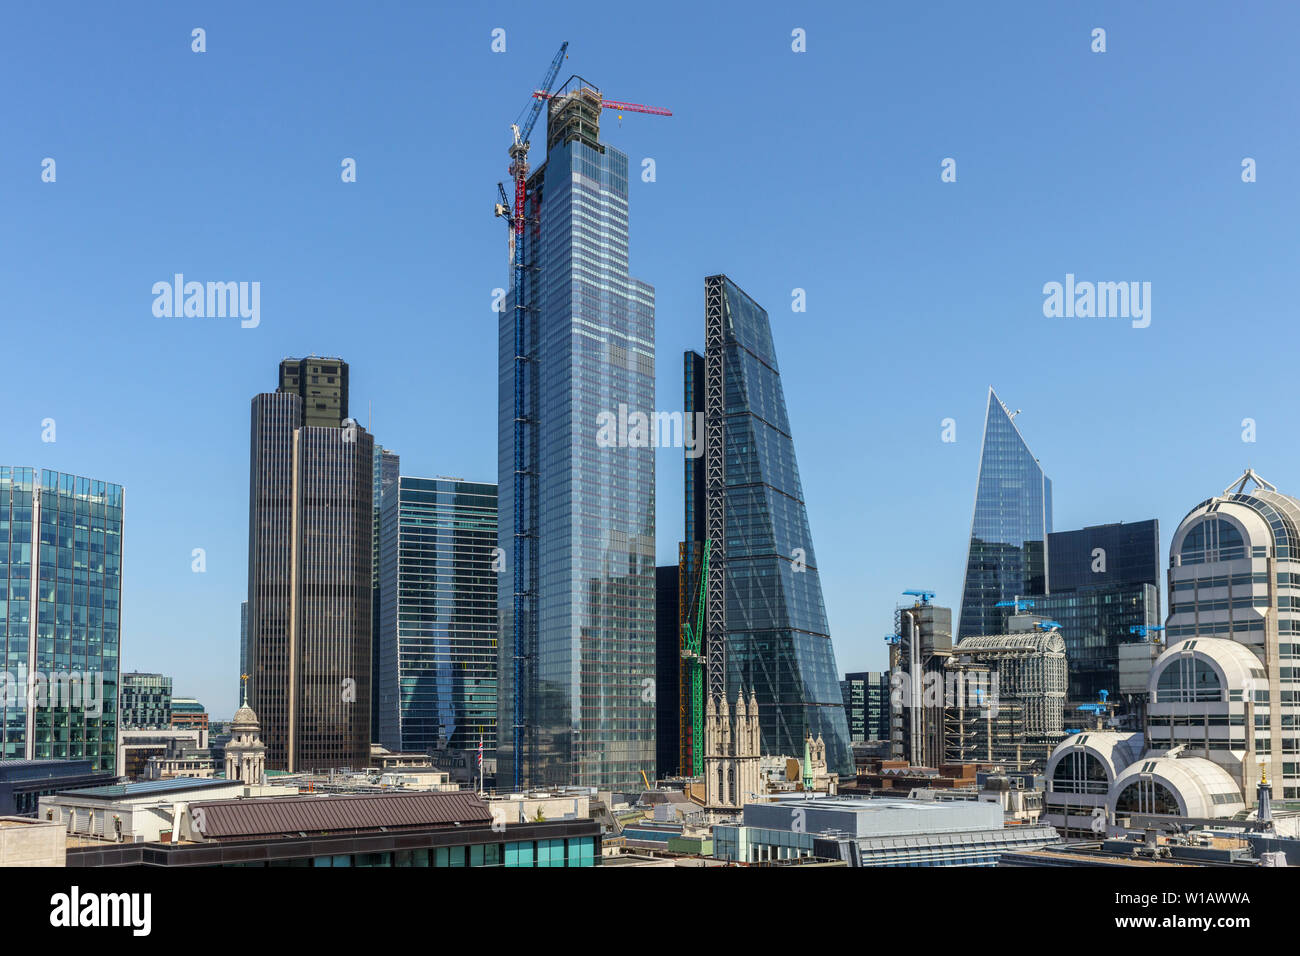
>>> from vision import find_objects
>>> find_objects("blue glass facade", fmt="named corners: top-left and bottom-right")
top-left (701, 276), bottom-right (853, 775)
top-left (958, 390), bottom-right (1053, 638)
top-left (498, 82), bottom-right (657, 789)
top-left (0, 468), bottom-right (122, 773)
top-left (1027, 521), bottom-right (1162, 705)
top-left (378, 477), bottom-right (498, 756)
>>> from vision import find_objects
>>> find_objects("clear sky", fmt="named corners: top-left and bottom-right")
top-left (4, 1), bottom-right (1297, 718)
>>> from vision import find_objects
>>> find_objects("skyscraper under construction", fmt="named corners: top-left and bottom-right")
top-left (497, 78), bottom-right (657, 790)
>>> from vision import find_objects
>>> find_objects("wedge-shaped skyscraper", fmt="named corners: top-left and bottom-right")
top-left (958, 388), bottom-right (1053, 638)
top-left (682, 275), bottom-right (852, 775)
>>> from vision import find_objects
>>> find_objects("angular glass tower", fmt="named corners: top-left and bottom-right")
top-left (0, 468), bottom-right (123, 773)
top-left (377, 477), bottom-right (498, 757)
top-left (958, 389), bottom-right (1053, 638)
top-left (689, 275), bottom-right (853, 775)
top-left (497, 78), bottom-right (656, 790)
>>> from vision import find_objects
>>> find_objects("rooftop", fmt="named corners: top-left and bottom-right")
top-left (188, 790), bottom-right (494, 840)
top-left (55, 777), bottom-right (234, 800)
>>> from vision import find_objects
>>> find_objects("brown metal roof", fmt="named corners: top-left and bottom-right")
top-left (190, 790), bottom-right (493, 840)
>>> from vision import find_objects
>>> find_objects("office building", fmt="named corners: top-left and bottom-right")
top-left (889, 598), bottom-right (954, 766)
top-left (371, 447), bottom-right (399, 740)
top-left (655, 565), bottom-right (680, 779)
top-left (943, 628), bottom-right (1068, 768)
top-left (276, 356), bottom-right (348, 428)
top-left (676, 350), bottom-right (707, 777)
top-left (377, 476), bottom-right (498, 760)
top-left (1044, 469), bottom-right (1300, 833)
top-left (238, 601), bottom-right (248, 700)
top-left (0, 468), bottom-right (123, 774)
top-left (120, 672), bottom-right (172, 730)
top-left (841, 672), bottom-right (890, 744)
top-left (0, 758), bottom-right (112, 816)
top-left (169, 697), bottom-right (208, 732)
top-left (1019, 521), bottom-right (1162, 709)
top-left (247, 357), bottom-right (374, 772)
top-left (713, 795), bottom-right (1058, 866)
top-left (958, 389), bottom-right (1052, 639)
top-left (497, 78), bottom-right (656, 790)
top-left (57, 787), bottom-right (601, 868)
top-left (681, 276), bottom-right (853, 776)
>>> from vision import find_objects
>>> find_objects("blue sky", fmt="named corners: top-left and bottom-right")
top-left (3, 1), bottom-right (1297, 718)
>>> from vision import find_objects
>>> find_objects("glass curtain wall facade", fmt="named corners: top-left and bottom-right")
top-left (378, 477), bottom-right (498, 757)
top-left (958, 389), bottom-right (1053, 638)
top-left (497, 78), bottom-right (657, 790)
top-left (371, 447), bottom-right (399, 739)
top-left (120, 672), bottom-right (173, 730)
top-left (841, 672), bottom-right (890, 743)
top-left (699, 275), bottom-right (852, 774)
top-left (1025, 521), bottom-right (1162, 706)
top-left (0, 468), bottom-right (122, 773)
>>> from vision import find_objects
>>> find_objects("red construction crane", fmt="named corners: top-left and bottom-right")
top-left (532, 89), bottom-right (672, 121)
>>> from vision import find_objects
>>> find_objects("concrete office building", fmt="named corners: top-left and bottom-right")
top-left (713, 795), bottom-right (1058, 866)
top-left (1044, 470), bottom-right (1300, 833)
top-left (247, 357), bottom-right (374, 772)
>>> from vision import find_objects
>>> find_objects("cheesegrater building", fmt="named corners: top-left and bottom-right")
top-left (680, 276), bottom-right (853, 776)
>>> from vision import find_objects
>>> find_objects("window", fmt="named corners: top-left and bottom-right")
top-left (1115, 779), bottom-right (1181, 815)
top-left (1051, 751), bottom-right (1109, 794)
top-left (1180, 519), bottom-right (1247, 565)
top-left (1156, 657), bottom-right (1223, 702)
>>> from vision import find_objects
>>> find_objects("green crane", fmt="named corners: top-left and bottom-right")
top-left (681, 539), bottom-right (710, 777)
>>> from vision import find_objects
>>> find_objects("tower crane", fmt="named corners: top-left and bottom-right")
top-left (681, 540), bottom-right (710, 777)
top-left (494, 41), bottom-right (568, 792)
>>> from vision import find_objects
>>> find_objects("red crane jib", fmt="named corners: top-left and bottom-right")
top-left (532, 90), bottom-right (672, 117)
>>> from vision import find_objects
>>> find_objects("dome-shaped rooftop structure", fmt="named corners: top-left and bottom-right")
top-left (1109, 755), bottom-right (1245, 819)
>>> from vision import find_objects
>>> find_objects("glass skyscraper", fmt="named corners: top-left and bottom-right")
top-left (0, 468), bottom-right (122, 773)
top-left (958, 389), bottom-right (1053, 638)
top-left (1028, 521), bottom-right (1162, 706)
top-left (686, 275), bottom-right (853, 775)
top-left (497, 78), bottom-right (656, 790)
top-left (377, 476), bottom-right (498, 757)
top-left (371, 446), bottom-right (400, 739)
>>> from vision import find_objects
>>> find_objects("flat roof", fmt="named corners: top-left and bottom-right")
top-left (55, 777), bottom-right (236, 800)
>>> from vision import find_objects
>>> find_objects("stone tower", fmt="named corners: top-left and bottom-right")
top-left (225, 677), bottom-right (267, 785)
top-left (704, 689), bottom-right (761, 811)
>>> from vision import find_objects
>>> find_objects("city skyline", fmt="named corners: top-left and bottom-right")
top-left (7, 4), bottom-right (1300, 719)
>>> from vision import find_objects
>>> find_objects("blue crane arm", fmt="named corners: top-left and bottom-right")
top-left (519, 41), bottom-right (569, 144)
